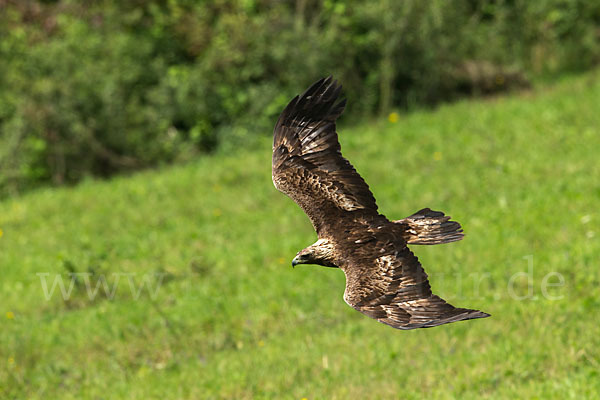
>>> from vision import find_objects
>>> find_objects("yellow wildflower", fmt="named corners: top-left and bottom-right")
top-left (8, 357), bottom-right (15, 365)
top-left (388, 112), bottom-right (399, 123)
top-left (6, 311), bottom-right (14, 320)
top-left (433, 151), bottom-right (442, 161)
top-left (0, 228), bottom-right (3, 238)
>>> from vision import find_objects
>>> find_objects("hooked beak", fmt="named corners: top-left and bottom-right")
top-left (291, 256), bottom-right (299, 268)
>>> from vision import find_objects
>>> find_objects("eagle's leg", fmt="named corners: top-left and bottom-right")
top-left (291, 238), bottom-right (338, 268)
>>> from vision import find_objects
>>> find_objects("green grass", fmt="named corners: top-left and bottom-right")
top-left (1, 71), bottom-right (600, 399)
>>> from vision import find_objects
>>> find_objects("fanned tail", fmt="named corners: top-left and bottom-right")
top-left (395, 208), bottom-right (464, 245)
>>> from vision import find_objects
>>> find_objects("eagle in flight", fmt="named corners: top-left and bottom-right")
top-left (272, 77), bottom-right (490, 330)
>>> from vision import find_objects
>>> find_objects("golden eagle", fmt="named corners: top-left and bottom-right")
top-left (272, 77), bottom-right (489, 330)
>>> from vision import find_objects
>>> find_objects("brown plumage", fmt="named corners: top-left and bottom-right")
top-left (272, 77), bottom-right (489, 330)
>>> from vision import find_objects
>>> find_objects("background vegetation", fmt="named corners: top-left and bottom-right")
top-left (1, 2), bottom-right (599, 397)
top-left (1, 0), bottom-right (599, 196)
top-left (1, 71), bottom-right (599, 399)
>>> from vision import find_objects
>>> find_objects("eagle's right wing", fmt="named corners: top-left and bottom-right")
top-left (342, 244), bottom-right (490, 330)
top-left (272, 77), bottom-right (379, 236)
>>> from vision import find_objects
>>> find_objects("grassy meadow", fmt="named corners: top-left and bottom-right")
top-left (1, 71), bottom-right (600, 399)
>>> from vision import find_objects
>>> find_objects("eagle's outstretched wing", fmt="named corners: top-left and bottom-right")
top-left (343, 243), bottom-right (490, 330)
top-left (272, 77), bottom-right (378, 236)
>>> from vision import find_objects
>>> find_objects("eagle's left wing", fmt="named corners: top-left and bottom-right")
top-left (272, 77), bottom-right (379, 236)
top-left (342, 244), bottom-right (490, 330)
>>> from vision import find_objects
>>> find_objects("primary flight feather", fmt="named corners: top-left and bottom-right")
top-left (272, 77), bottom-right (490, 330)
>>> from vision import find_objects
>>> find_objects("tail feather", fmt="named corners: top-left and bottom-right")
top-left (395, 208), bottom-right (464, 245)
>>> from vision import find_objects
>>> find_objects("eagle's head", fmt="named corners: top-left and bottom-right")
top-left (291, 239), bottom-right (337, 268)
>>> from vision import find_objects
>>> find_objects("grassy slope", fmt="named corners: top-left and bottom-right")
top-left (1, 72), bottom-right (599, 399)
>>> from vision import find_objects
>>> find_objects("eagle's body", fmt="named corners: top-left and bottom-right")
top-left (272, 77), bottom-right (489, 330)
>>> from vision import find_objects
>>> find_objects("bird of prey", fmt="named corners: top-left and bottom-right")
top-left (272, 77), bottom-right (490, 330)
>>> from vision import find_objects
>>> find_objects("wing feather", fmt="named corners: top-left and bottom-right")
top-left (272, 77), bottom-right (378, 235)
top-left (343, 244), bottom-right (490, 330)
